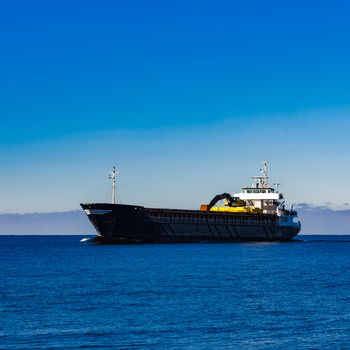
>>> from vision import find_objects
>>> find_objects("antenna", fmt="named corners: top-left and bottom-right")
top-left (108, 166), bottom-right (119, 204)
top-left (262, 160), bottom-right (269, 178)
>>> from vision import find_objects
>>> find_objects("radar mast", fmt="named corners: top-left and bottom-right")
top-left (252, 160), bottom-right (270, 188)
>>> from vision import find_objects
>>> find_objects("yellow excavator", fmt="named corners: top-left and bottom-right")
top-left (200, 193), bottom-right (262, 214)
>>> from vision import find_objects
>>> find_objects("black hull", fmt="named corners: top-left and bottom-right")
top-left (81, 203), bottom-right (301, 243)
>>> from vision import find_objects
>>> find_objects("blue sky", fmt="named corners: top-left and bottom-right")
top-left (1, 0), bottom-right (350, 213)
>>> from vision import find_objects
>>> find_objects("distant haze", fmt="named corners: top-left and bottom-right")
top-left (0, 211), bottom-right (94, 235)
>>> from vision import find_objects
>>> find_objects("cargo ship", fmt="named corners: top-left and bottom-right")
top-left (81, 162), bottom-right (301, 243)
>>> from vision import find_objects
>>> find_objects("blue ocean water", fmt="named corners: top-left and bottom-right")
top-left (1, 236), bottom-right (349, 350)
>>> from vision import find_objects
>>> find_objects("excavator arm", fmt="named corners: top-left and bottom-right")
top-left (206, 193), bottom-right (239, 211)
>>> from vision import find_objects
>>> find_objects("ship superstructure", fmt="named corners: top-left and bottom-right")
top-left (81, 162), bottom-right (301, 243)
top-left (234, 161), bottom-right (282, 214)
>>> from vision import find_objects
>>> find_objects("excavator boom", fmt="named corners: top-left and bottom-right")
top-left (204, 193), bottom-right (239, 211)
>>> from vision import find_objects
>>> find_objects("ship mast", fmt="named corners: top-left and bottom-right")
top-left (108, 166), bottom-right (118, 204)
top-left (252, 160), bottom-right (270, 188)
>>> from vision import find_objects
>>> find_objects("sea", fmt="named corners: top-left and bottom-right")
top-left (1, 235), bottom-right (349, 350)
